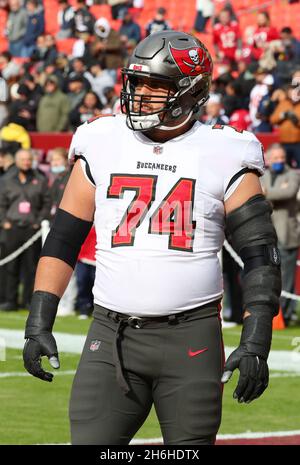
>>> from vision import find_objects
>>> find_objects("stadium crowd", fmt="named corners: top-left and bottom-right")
top-left (0, 0), bottom-right (300, 325)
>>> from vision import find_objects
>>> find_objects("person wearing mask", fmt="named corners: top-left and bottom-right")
top-left (36, 75), bottom-right (70, 132)
top-left (270, 83), bottom-right (300, 168)
top-left (49, 147), bottom-right (71, 219)
top-left (261, 144), bottom-right (300, 325)
top-left (0, 149), bottom-right (51, 310)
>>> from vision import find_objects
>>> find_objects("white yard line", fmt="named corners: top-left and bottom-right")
top-left (1, 329), bottom-right (300, 372)
top-left (1, 370), bottom-right (299, 379)
top-left (224, 330), bottom-right (299, 341)
top-left (131, 430), bottom-right (300, 444)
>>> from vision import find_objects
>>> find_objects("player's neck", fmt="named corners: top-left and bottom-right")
top-left (143, 120), bottom-right (196, 143)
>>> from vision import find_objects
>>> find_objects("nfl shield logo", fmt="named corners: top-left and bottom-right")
top-left (153, 145), bottom-right (163, 155)
top-left (90, 340), bottom-right (101, 352)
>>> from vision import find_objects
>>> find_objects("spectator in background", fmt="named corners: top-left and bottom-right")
top-left (74, 0), bottom-right (95, 35)
top-left (0, 51), bottom-right (20, 83)
top-left (32, 34), bottom-right (58, 67)
top-left (255, 74), bottom-right (276, 133)
top-left (6, 0), bottom-right (28, 57)
top-left (72, 31), bottom-right (93, 62)
top-left (145, 7), bottom-right (171, 36)
top-left (92, 17), bottom-right (124, 79)
top-left (57, 0), bottom-right (75, 39)
top-left (270, 84), bottom-right (300, 168)
top-left (76, 226), bottom-right (96, 319)
top-left (0, 112), bottom-right (31, 154)
top-left (36, 75), bottom-right (70, 132)
top-left (119, 8), bottom-right (141, 49)
top-left (222, 81), bottom-right (244, 117)
top-left (108, 0), bottom-right (129, 20)
top-left (48, 147), bottom-right (71, 218)
top-left (0, 102), bottom-right (8, 128)
top-left (66, 59), bottom-right (91, 91)
top-left (85, 60), bottom-right (115, 105)
top-left (261, 144), bottom-right (300, 325)
top-left (222, 246), bottom-right (243, 324)
top-left (69, 91), bottom-right (102, 128)
top-left (194, 0), bottom-right (214, 33)
top-left (48, 147), bottom-right (77, 317)
top-left (102, 86), bottom-right (119, 113)
top-left (67, 74), bottom-right (87, 111)
top-left (22, 0), bottom-right (45, 58)
top-left (202, 94), bottom-right (228, 125)
top-left (249, 68), bottom-right (269, 130)
top-left (0, 152), bottom-right (17, 179)
top-left (0, 149), bottom-right (51, 310)
top-left (251, 11), bottom-right (279, 61)
top-left (212, 8), bottom-right (241, 65)
top-left (280, 27), bottom-right (300, 63)
top-left (8, 84), bottom-right (36, 131)
top-left (70, 57), bottom-right (87, 76)
top-left (234, 58), bottom-right (256, 107)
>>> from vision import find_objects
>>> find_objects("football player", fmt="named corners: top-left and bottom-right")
top-left (23, 31), bottom-right (281, 445)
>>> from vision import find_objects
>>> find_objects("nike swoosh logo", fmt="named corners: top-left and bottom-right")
top-left (188, 348), bottom-right (208, 357)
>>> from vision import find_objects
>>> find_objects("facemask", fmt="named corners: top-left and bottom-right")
top-left (272, 162), bottom-right (285, 173)
top-left (51, 165), bottom-right (66, 174)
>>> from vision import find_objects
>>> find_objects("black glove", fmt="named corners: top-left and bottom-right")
top-left (23, 291), bottom-right (60, 382)
top-left (221, 309), bottom-right (272, 403)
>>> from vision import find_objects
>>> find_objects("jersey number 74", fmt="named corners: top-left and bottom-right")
top-left (107, 174), bottom-right (196, 252)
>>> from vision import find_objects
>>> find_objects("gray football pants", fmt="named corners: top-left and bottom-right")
top-left (69, 301), bottom-right (224, 445)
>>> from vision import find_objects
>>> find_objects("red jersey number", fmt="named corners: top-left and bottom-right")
top-left (107, 175), bottom-right (196, 251)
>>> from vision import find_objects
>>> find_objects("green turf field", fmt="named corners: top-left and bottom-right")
top-left (0, 311), bottom-right (299, 444)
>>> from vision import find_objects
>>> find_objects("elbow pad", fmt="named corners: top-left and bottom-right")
top-left (225, 194), bottom-right (281, 317)
top-left (41, 208), bottom-right (93, 269)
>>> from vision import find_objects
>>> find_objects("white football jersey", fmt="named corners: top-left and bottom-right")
top-left (69, 114), bottom-right (265, 316)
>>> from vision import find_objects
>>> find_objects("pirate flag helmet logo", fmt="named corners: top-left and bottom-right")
top-left (169, 45), bottom-right (213, 76)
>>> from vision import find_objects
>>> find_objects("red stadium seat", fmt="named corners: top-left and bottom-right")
top-left (12, 57), bottom-right (30, 65)
top-left (90, 5), bottom-right (112, 21)
top-left (0, 37), bottom-right (8, 53)
top-left (44, 4), bottom-right (60, 35)
top-left (56, 38), bottom-right (77, 56)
